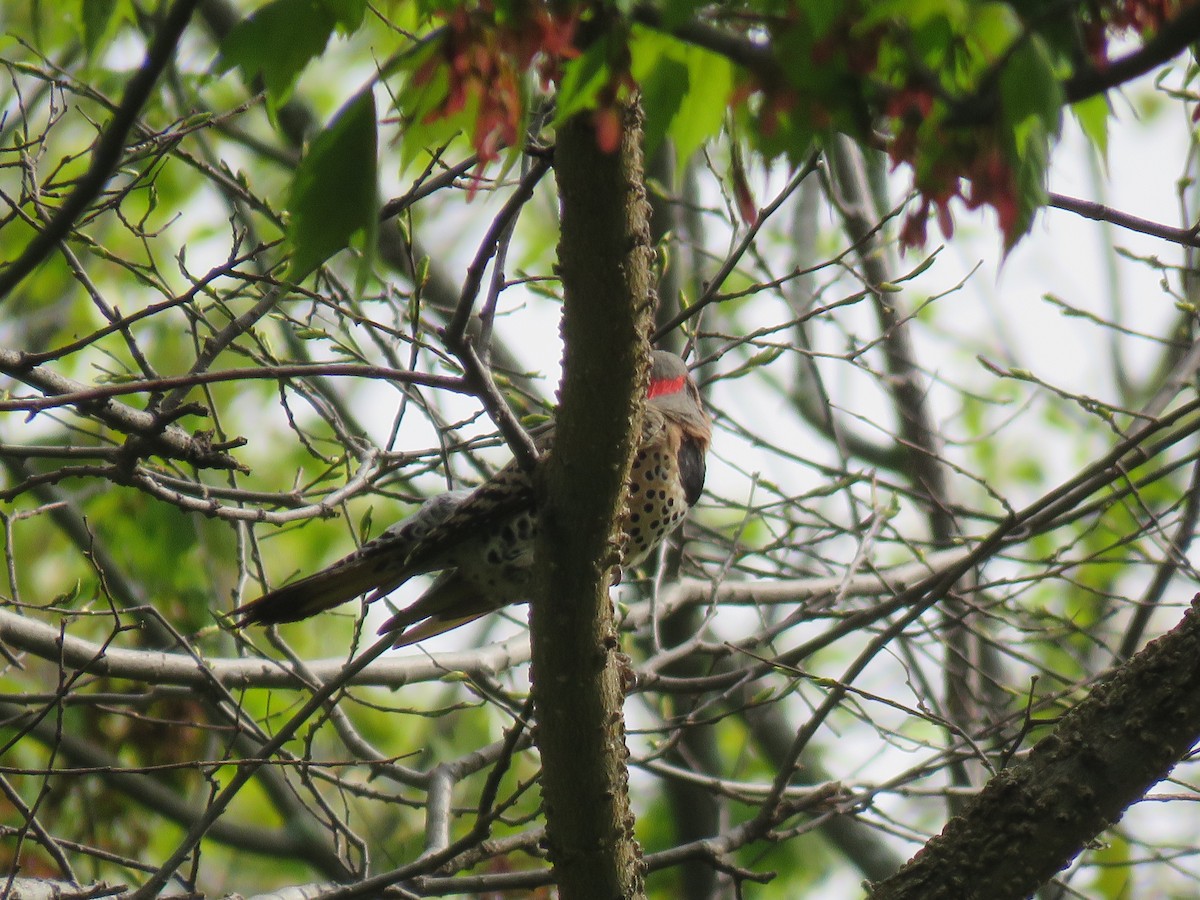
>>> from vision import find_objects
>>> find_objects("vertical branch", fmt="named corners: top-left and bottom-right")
top-left (530, 100), bottom-right (656, 899)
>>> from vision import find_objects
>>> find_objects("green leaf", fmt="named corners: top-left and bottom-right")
top-left (861, 0), bottom-right (967, 31)
top-left (638, 55), bottom-right (689, 164)
top-left (1000, 36), bottom-right (1064, 140)
top-left (80, 0), bottom-right (121, 56)
top-left (286, 90), bottom-right (378, 280)
top-left (671, 44), bottom-right (733, 167)
top-left (215, 0), bottom-right (339, 108)
top-left (965, 2), bottom-right (1022, 62)
top-left (1089, 834), bottom-right (1132, 897)
top-left (806, 0), bottom-right (845, 38)
top-left (631, 30), bottom-right (732, 166)
top-left (554, 36), bottom-right (615, 125)
top-left (324, 0), bottom-right (368, 32)
top-left (658, 0), bottom-right (703, 27)
top-left (1071, 93), bottom-right (1109, 161)
top-left (997, 35), bottom-right (1062, 246)
top-left (742, 100), bottom-right (814, 165)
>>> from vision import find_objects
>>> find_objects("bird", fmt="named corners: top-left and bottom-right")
top-left (232, 350), bottom-right (711, 646)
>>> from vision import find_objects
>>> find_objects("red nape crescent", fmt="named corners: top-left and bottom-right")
top-left (647, 374), bottom-right (687, 398)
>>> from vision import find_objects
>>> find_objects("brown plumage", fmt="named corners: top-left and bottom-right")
top-left (232, 350), bottom-right (711, 645)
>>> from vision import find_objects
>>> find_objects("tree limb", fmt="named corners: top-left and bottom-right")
top-left (531, 99), bottom-right (657, 899)
top-left (870, 595), bottom-right (1200, 898)
top-left (0, 605), bottom-right (528, 690)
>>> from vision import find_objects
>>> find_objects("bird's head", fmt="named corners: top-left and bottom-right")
top-left (647, 350), bottom-right (711, 445)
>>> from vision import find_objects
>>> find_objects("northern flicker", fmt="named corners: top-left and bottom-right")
top-left (232, 350), bottom-right (711, 645)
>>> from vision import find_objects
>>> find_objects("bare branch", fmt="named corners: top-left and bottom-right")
top-left (0, 0), bottom-right (202, 299)
top-left (0, 606), bottom-right (529, 690)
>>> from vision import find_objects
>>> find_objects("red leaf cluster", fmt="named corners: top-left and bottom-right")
top-left (1082, 0), bottom-right (1177, 65)
top-left (893, 0), bottom-right (1177, 247)
top-left (1111, 0), bottom-right (1175, 31)
top-left (896, 146), bottom-right (1022, 248)
top-left (887, 83), bottom-right (1021, 248)
top-left (416, 3), bottom-right (580, 163)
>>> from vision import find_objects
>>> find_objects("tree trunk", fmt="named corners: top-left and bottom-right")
top-left (530, 99), bottom-right (656, 899)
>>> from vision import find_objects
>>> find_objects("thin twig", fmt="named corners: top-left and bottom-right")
top-left (653, 150), bottom-right (821, 342)
top-left (0, 0), bottom-right (202, 300)
top-left (1049, 192), bottom-right (1200, 248)
top-left (0, 358), bottom-right (467, 413)
top-left (444, 155), bottom-right (553, 345)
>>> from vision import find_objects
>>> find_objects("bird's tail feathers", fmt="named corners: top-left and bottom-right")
top-left (232, 560), bottom-right (402, 626)
top-left (388, 613), bottom-right (489, 647)
top-left (377, 571), bottom-right (501, 646)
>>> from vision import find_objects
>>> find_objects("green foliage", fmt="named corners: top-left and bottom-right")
top-left (1088, 834), bottom-right (1133, 898)
top-left (631, 29), bottom-right (734, 167)
top-left (1072, 93), bottom-right (1110, 160)
top-left (216, 0), bottom-right (369, 108)
top-left (78, 0), bottom-right (134, 57)
top-left (555, 33), bottom-right (620, 125)
top-left (285, 89), bottom-right (379, 280)
top-left (205, 0), bottom-right (1179, 250)
top-left (399, 1), bottom-right (1168, 246)
top-left (998, 35), bottom-right (1063, 232)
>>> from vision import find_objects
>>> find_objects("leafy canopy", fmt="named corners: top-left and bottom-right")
top-left (215, 0), bottom-right (1189, 272)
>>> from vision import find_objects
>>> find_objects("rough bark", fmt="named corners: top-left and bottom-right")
top-left (870, 595), bottom-right (1200, 899)
top-left (529, 101), bottom-right (655, 899)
